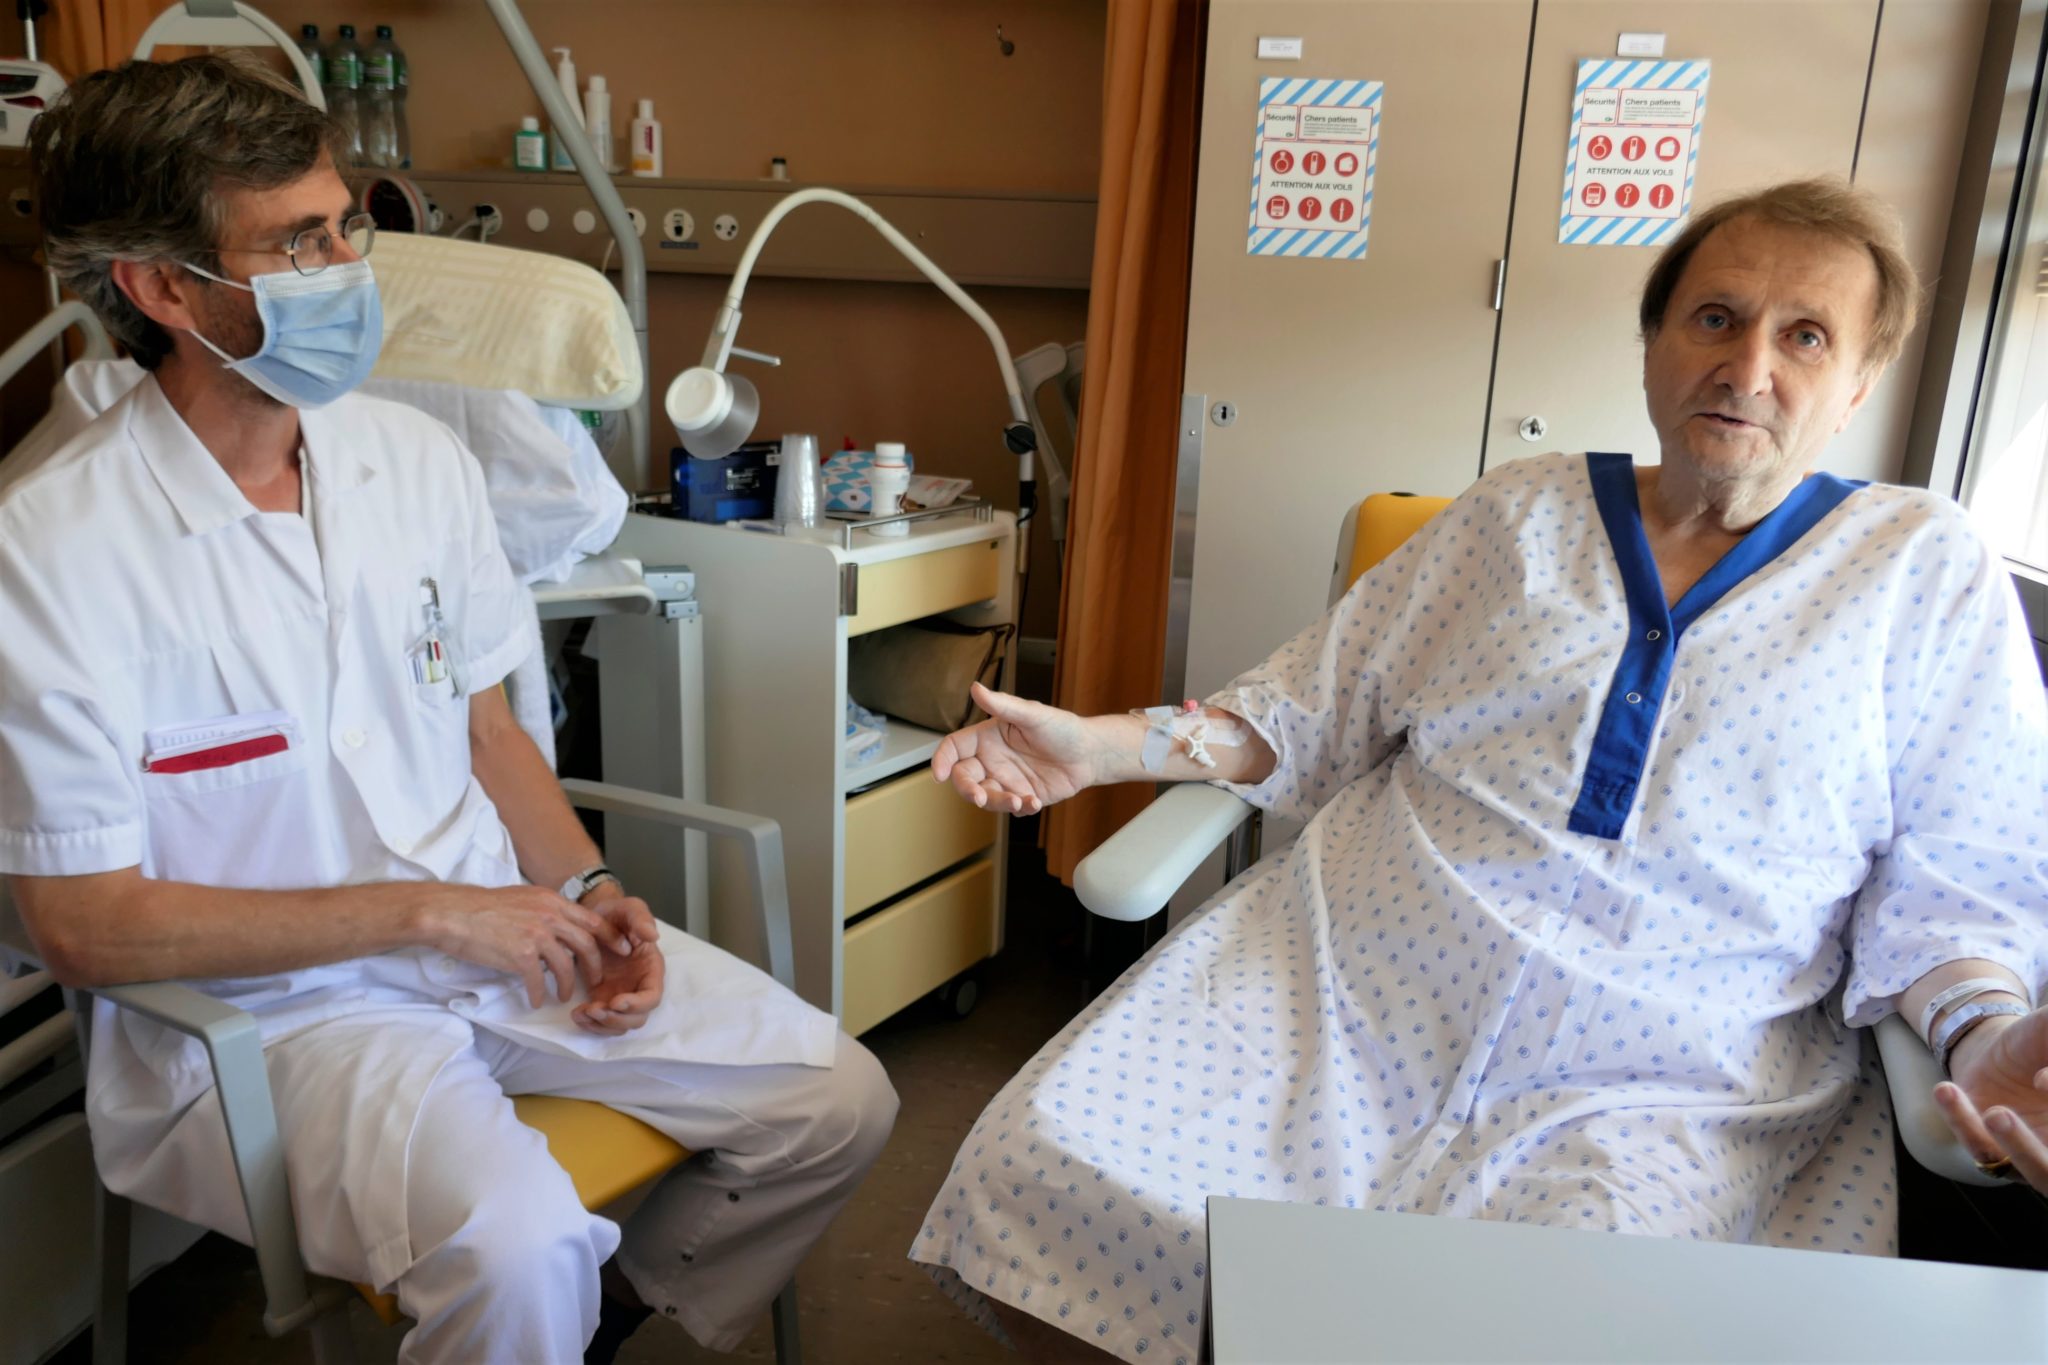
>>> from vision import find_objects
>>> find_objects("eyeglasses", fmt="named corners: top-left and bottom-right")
top-left (221, 211), bottom-right (377, 276)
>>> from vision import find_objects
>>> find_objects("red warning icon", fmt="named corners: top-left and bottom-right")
top-left (1271, 148), bottom-right (1295, 175)
top-left (1615, 183), bottom-right (1641, 209)
top-left (1265, 194), bottom-right (1290, 219)
top-left (1587, 135), bottom-right (1613, 161)
top-left (1655, 136), bottom-right (1681, 161)
top-left (1622, 135), bottom-right (1646, 162)
top-left (1581, 182), bottom-right (1607, 208)
top-left (1335, 151), bottom-right (1359, 177)
top-left (1330, 197), bottom-right (1356, 224)
top-left (1299, 196), bottom-right (1323, 221)
top-left (1303, 150), bottom-right (1327, 177)
top-left (1649, 183), bottom-right (1675, 210)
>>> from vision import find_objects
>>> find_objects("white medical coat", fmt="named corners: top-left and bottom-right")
top-left (0, 376), bottom-right (834, 1275)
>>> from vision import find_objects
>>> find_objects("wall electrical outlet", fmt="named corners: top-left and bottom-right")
top-left (626, 207), bottom-right (648, 237)
top-left (713, 213), bottom-right (740, 242)
top-left (663, 208), bottom-right (695, 242)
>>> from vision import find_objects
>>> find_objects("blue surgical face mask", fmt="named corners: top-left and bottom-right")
top-left (180, 259), bottom-right (383, 409)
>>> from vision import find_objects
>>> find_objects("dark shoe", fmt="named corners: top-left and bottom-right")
top-left (585, 1293), bottom-right (655, 1365)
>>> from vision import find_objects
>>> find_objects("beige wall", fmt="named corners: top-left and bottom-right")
top-left (289, 0), bottom-right (1104, 191)
top-left (0, 1), bottom-right (1100, 635)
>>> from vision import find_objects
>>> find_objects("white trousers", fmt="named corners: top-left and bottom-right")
top-left (223, 1013), bottom-right (896, 1362)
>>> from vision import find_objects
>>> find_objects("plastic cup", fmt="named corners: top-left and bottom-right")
top-left (775, 433), bottom-right (823, 527)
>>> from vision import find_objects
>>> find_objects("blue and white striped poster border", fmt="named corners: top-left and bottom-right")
top-left (1246, 76), bottom-right (1382, 261)
top-left (1557, 58), bottom-right (1711, 247)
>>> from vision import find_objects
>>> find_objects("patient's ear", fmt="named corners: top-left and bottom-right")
top-left (111, 258), bottom-right (207, 336)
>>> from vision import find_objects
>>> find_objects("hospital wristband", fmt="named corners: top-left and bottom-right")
top-left (1915, 976), bottom-right (2024, 1046)
top-left (1932, 999), bottom-right (2030, 1078)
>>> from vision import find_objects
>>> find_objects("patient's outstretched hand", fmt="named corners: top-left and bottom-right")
top-left (1935, 1007), bottom-right (2048, 1194)
top-left (932, 683), bottom-right (1101, 815)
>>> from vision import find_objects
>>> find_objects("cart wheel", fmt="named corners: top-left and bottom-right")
top-left (939, 974), bottom-right (982, 1019)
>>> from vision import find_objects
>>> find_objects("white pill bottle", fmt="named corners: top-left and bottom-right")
top-left (866, 442), bottom-right (911, 536)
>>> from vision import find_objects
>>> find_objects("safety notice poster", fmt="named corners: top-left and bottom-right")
top-left (1558, 58), bottom-right (1710, 246)
top-left (1247, 77), bottom-right (1380, 260)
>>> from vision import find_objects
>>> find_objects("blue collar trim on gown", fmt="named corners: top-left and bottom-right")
top-left (1566, 451), bottom-right (1864, 839)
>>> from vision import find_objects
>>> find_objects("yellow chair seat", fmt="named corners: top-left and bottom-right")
top-left (357, 1096), bottom-right (692, 1326)
top-left (1347, 492), bottom-right (1452, 587)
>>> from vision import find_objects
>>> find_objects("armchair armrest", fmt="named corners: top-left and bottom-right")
top-left (1075, 784), bottom-right (1258, 923)
top-left (1874, 1012), bottom-right (2004, 1187)
top-left (559, 778), bottom-right (795, 992)
top-left (80, 979), bottom-right (345, 1335)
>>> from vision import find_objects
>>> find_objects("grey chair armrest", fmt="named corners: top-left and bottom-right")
top-left (1075, 784), bottom-right (1258, 923)
top-left (560, 778), bottom-right (796, 992)
top-left (0, 915), bottom-right (334, 1336)
top-left (1874, 1012), bottom-right (2004, 1187)
top-left (78, 978), bottom-right (342, 1335)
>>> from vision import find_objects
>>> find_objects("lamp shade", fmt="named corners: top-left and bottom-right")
top-left (666, 366), bottom-right (759, 459)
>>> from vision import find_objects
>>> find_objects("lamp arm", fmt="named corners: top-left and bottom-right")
top-left (701, 188), bottom-right (1032, 431)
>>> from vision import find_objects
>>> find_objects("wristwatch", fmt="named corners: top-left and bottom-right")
top-left (559, 864), bottom-right (622, 903)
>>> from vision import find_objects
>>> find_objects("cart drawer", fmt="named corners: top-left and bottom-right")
top-left (844, 769), bottom-right (998, 917)
top-left (841, 859), bottom-right (998, 1036)
top-left (847, 539), bottom-right (1001, 636)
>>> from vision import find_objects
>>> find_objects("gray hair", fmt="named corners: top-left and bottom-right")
top-left (29, 53), bottom-right (352, 369)
top-left (1638, 178), bottom-right (1921, 375)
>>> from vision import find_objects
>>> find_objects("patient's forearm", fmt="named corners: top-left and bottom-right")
top-left (1087, 709), bottom-right (1277, 787)
top-left (8, 870), bottom-right (440, 988)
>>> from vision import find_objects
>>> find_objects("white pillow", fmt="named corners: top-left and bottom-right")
top-left (359, 377), bottom-right (627, 585)
top-left (369, 232), bottom-right (642, 411)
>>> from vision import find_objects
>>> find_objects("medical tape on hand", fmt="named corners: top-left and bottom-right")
top-left (1130, 702), bottom-right (1248, 773)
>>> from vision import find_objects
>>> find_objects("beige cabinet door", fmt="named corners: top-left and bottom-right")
top-left (1181, 0), bottom-right (1533, 696)
top-left (1485, 0), bottom-right (1879, 472)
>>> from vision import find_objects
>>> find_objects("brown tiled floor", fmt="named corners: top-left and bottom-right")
top-left (53, 819), bottom-right (1139, 1364)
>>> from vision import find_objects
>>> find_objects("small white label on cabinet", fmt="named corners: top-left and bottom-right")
top-left (1617, 32), bottom-right (1666, 57)
top-left (1257, 36), bottom-right (1304, 61)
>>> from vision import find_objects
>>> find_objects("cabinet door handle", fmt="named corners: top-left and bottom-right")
top-left (839, 563), bottom-right (860, 616)
top-left (1493, 258), bottom-right (1507, 312)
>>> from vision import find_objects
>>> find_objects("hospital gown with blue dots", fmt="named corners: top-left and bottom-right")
top-left (911, 451), bottom-right (2048, 1364)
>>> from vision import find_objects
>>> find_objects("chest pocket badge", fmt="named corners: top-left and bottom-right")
top-left (409, 576), bottom-right (463, 696)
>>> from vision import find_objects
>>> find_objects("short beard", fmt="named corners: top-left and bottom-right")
top-left (191, 288), bottom-right (283, 409)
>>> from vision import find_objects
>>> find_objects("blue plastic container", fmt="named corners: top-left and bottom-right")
top-left (670, 440), bottom-right (780, 522)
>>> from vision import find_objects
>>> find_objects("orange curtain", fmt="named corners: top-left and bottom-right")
top-left (40, 0), bottom-right (170, 80)
top-left (1043, 0), bottom-right (1205, 885)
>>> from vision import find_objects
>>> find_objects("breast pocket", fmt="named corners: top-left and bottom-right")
top-left (140, 730), bottom-right (317, 889)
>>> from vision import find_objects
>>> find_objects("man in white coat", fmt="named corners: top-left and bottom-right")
top-left (2, 55), bottom-right (896, 1363)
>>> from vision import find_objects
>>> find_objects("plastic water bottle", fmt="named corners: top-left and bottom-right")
top-left (296, 24), bottom-right (325, 90)
top-left (359, 27), bottom-right (400, 168)
top-left (322, 24), bottom-right (364, 163)
top-left (365, 26), bottom-right (411, 169)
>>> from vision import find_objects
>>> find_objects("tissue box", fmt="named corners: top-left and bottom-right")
top-left (821, 448), bottom-right (916, 512)
top-left (671, 441), bottom-right (781, 523)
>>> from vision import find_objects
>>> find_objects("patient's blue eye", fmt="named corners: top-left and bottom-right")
top-left (1697, 311), bottom-right (1728, 331)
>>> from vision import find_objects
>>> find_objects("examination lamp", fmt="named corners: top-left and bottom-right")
top-left (665, 188), bottom-right (1038, 522)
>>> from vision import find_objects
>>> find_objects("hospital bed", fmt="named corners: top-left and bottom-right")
top-left (0, 223), bottom-right (784, 1360)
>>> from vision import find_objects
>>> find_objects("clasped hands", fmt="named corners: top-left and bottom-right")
top-left (424, 881), bottom-right (666, 1036)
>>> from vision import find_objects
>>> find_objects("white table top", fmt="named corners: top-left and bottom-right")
top-left (1206, 1197), bottom-right (2048, 1364)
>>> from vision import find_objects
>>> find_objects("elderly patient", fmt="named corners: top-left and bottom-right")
top-left (912, 180), bottom-right (2048, 1365)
